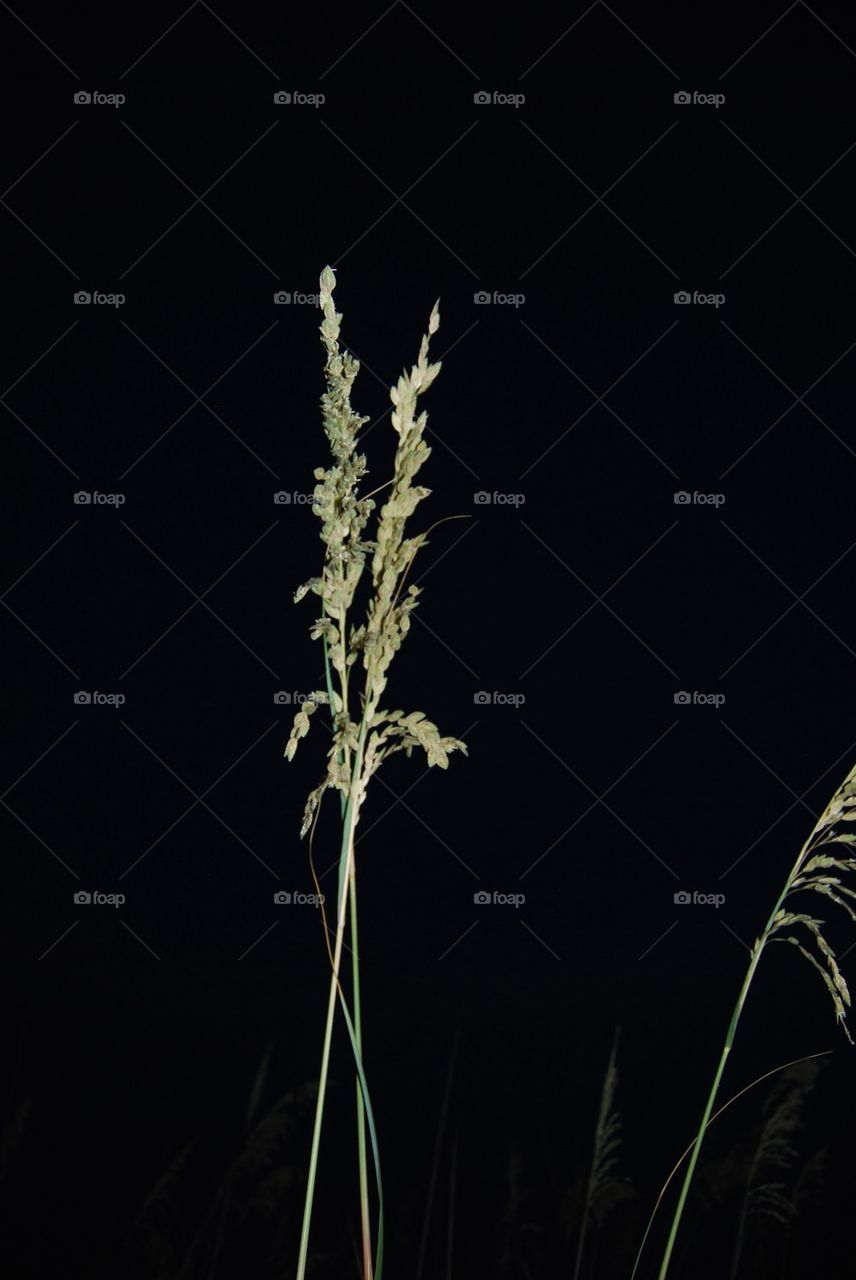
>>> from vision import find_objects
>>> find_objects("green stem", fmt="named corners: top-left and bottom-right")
top-left (655, 831), bottom-right (815, 1280)
top-left (628, 1051), bottom-right (829, 1280)
top-left (295, 725), bottom-right (366, 1280)
top-left (320, 627), bottom-right (378, 1278)
top-left (350, 859), bottom-right (372, 1278)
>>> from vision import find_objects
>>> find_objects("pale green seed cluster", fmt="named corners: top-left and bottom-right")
top-left (766, 761), bottom-right (856, 1042)
top-left (285, 267), bottom-right (467, 838)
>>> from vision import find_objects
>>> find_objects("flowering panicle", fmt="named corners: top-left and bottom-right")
top-left (285, 267), bottom-right (467, 838)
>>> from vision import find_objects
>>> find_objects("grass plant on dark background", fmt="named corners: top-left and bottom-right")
top-left (4, 3), bottom-right (856, 1276)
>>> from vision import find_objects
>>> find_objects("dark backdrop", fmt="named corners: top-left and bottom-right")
top-left (3, 3), bottom-right (856, 1277)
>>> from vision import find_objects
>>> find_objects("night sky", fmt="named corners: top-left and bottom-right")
top-left (3, 3), bottom-right (856, 1277)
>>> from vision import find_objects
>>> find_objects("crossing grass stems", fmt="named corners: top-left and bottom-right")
top-left (283, 267), bottom-right (856, 1280)
top-left (285, 266), bottom-right (469, 1280)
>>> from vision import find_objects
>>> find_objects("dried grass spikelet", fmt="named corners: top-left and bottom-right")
top-left (285, 265), bottom-right (467, 839)
top-left (765, 762), bottom-right (856, 1043)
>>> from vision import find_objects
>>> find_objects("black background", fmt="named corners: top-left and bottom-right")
top-left (3, 2), bottom-right (856, 1277)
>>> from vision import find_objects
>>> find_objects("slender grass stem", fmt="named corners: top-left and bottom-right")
top-left (288, 267), bottom-right (467, 1279)
top-left (295, 747), bottom-right (363, 1280)
top-left (349, 860), bottom-right (372, 1279)
top-left (628, 1050), bottom-right (830, 1280)
top-left (654, 758), bottom-right (856, 1280)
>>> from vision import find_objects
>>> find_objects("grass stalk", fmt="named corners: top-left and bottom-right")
top-left (654, 761), bottom-right (856, 1280)
top-left (287, 266), bottom-right (468, 1278)
top-left (294, 769), bottom-right (362, 1280)
top-left (349, 863), bottom-right (372, 1278)
top-left (572, 1027), bottom-right (625, 1280)
top-left (628, 1049), bottom-right (829, 1280)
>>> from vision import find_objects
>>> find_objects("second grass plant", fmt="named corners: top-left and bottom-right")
top-left (286, 267), bottom-right (468, 1280)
